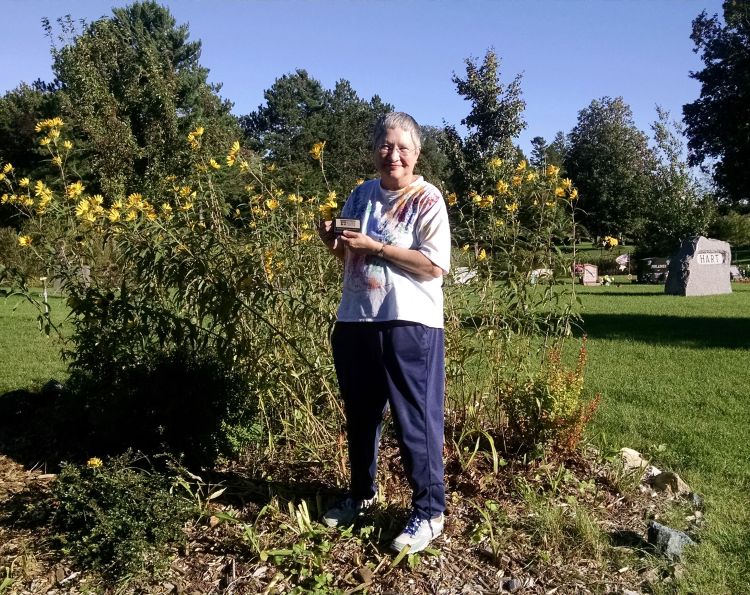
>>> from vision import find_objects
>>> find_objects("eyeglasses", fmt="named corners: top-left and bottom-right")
top-left (377, 144), bottom-right (415, 157)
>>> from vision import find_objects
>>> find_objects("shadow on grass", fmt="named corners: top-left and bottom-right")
top-left (577, 314), bottom-right (750, 349)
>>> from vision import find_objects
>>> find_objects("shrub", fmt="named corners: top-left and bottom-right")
top-left (67, 348), bottom-right (258, 466)
top-left (52, 452), bottom-right (194, 584)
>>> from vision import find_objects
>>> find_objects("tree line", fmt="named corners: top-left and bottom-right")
top-left (2, 0), bottom-right (749, 255)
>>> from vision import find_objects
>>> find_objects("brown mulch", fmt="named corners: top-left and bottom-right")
top-left (0, 441), bottom-right (688, 595)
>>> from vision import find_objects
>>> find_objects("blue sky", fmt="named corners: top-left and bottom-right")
top-left (1, 0), bottom-right (724, 153)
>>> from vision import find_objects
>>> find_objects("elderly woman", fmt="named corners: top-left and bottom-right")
top-left (318, 112), bottom-right (451, 553)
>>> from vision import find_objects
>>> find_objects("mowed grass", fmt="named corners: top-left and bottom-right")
top-left (576, 281), bottom-right (750, 594)
top-left (0, 292), bottom-right (68, 394)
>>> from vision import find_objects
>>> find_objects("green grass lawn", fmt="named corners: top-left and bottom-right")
top-left (576, 282), bottom-right (750, 594)
top-left (0, 292), bottom-right (68, 394)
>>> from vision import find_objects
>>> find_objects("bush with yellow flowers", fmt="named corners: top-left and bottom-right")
top-left (1, 118), bottom-right (345, 464)
top-left (443, 158), bottom-right (597, 453)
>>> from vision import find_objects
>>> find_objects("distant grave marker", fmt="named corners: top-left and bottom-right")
top-left (665, 236), bottom-right (731, 296)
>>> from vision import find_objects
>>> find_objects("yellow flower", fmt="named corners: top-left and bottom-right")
top-left (192, 126), bottom-right (204, 137)
top-left (546, 165), bottom-right (560, 177)
top-left (569, 188), bottom-right (579, 200)
top-left (51, 155), bottom-right (63, 167)
top-left (266, 198), bottom-right (279, 210)
top-left (300, 230), bottom-right (315, 242)
top-left (355, 178), bottom-right (365, 186)
top-left (287, 193), bottom-right (303, 204)
top-left (310, 141), bottom-right (326, 161)
top-left (461, 244), bottom-right (470, 252)
top-left (161, 203), bottom-right (173, 217)
top-left (489, 157), bottom-right (503, 169)
top-left (86, 457), bottom-right (103, 469)
top-left (446, 192), bottom-right (457, 207)
top-left (107, 208), bottom-right (121, 222)
top-left (494, 219), bottom-right (505, 228)
top-left (525, 171), bottom-right (537, 182)
top-left (180, 201), bottom-right (193, 211)
top-left (226, 140), bottom-right (241, 167)
top-left (477, 248), bottom-right (487, 261)
top-left (471, 191), bottom-right (482, 205)
top-left (19, 177), bottom-right (30, 188)
top-left (146, 211), bottom-right (158, 221)
top-left (35, 181), bottom-right (53, 203)
top-left (126, 210), bottom-right (138, 221)
top-left (511, 175), bottom-right (522, 187)
top-left (266, 162), bottom-right (277, 172)
top-left (495, 180), bottom-right (509, 194)
top-left (505, 201), bottom-right (519, 214)
top-left (546, 200), bottom-right (556, 208)
top-left (66, 181), bottom-right (85, 199)
top-left (63, 140), bottom-right (74, 151)
top-left (3, 163), bottom-right (13, 174)
top-left (480, 194), bottom-right (494, 208)
top-left (318, 192), bottom-right (338, 218)
top-left (18, 235), bottom-right (32, 247)
top-left (515, 160), bottom-right (527, 172)
top-left (561, 177), bottom-right (573, 190)
top-left (35, 117), bottom-right (64, 132)
top-left (209, 158), bottom-right (221, 170)
top-left (555, 187), bottom-right (565, 197)
top-left (75, 199), bottom-right (90, 218)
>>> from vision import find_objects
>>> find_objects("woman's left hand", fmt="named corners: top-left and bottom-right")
top-left (340, 231), bottom-right (381, 255)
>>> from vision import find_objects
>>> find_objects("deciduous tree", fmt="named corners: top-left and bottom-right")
top-left (683, 1), bottom-right (750, 203)
top-left (632, 107), bottom-right (714, 256)
top-left (564, 97), bottom-right (655, 239)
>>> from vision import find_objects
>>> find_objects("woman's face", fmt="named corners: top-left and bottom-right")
top-left (375, 127), bottom-right (419, 190)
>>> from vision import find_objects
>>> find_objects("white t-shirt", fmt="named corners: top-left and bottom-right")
top-left (336, 177), bottom-right (451, 328)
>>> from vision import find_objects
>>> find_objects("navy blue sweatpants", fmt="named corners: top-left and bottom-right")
top-left (331, 321), bottom-right (445, 520)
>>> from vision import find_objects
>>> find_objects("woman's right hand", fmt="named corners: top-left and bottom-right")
top-left (318, 219), bottom-right (336, 248)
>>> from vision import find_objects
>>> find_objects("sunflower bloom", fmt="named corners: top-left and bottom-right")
top-left (515, 160), bottom-right (527, 172)
top-left (226, 140), bottom-right (241, 167)
top-left (86, 457), bottom-right (103, 469)
top-left (555, 187), bottom-right (565, 197)
top-left (209, 158), bottom-right (221, 170)
top-left (19, 177), bottom-right (30, 188)
top-left (569, 188), bottom-right (579, 200)
top-left (310, 141), bottom-right (326, 161)
top-left (66, 181), bottom-right (85, 199)
top-left (496, 180), bottom-right (510, 194)
top-left (266, 198), bottom-right (280, 210)
top-left (18, 235), bottom-right (32, 247)
top-left (75, 200), bottom-right (90, 218)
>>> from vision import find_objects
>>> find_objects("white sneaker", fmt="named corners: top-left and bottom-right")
top-left (390, 512), bottom-right (444, 553)
top-left (322, 495), bottom-right (376, 528)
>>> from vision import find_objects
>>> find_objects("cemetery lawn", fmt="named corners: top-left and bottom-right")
top-left (0, 293), bottom-right (68, 395)
top-left (2, 285), bottom-right (750, 593)
top-left (577, 281), bottom-right (750, 594)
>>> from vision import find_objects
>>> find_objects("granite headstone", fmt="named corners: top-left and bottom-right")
top-left (665, 236), bottom-right (731, 296)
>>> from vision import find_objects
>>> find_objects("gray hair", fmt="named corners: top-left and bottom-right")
top-left (372, 112), bottom-right (422, 152)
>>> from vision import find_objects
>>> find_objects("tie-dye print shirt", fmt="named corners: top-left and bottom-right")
top-left (336, 176), bottom-right (451, 328)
